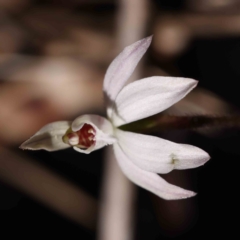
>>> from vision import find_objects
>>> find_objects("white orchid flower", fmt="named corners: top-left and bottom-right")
top-left (21, 36), bottom-right (210, 200)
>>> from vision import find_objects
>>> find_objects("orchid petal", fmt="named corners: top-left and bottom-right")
top-left (116, 129), bottom-right (210, 173)
top-left (20, 121), bottom-right (71, 151)
top-left (103, 36), bottom-right (152, 113)
top-left (112, 76), bottom-right (197, 127)
top-left (113, 144), bottom-right (196, 200)
top-left (71, 114), bottom-right (116, 154)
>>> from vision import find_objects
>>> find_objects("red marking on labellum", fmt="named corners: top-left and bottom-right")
top-left (76, 123), bottom-right (96, 148)
top-left (65, 123), bottom-right (96, 149)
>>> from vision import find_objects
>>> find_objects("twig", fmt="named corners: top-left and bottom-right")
top-left (98, 0), bottom-right (149, 240)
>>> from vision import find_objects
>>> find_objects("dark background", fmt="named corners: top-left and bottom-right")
top-left (1, 0), bottom-right (240, 239)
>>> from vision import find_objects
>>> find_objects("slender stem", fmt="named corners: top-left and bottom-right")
top-left (120, 114), bottom-right (240, 134)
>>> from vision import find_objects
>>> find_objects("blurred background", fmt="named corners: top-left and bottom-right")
top-left (1, 0), bottom-right (240, 239)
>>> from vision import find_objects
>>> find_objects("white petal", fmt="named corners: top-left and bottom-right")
top-left (72, 114), bottom-right (113, 134)
top-left (116, 129), bottom-right (210, 173)
top-left (71, 114), bottom-right (116, 154)
top-left (103, 36), bottom-right (152, 107)
top-left (113, 144), bottom-right (196, 200)
top-left (20, 121), bottom-right (71, 151)
top-left (112, 76), bottom-right (198, 127)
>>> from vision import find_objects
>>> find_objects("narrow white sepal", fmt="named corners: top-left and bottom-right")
top-left (72, 114), bottom-right (117, 154)
top-left (112, 76), bottom-right (198, 127)
top-left (116, 129), bottom-right (210, 173)
top-left (20, 121), bottom-right (71, 151)
top-left (113, 144), bottom-right (196, 200)
top-left (104, 36), bottom-right (152, 116)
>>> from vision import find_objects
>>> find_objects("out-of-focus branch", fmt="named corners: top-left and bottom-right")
top-left (0, 147), bottom-right (97, 229)
top-left (116, 0), bottom-right (149, 48)
top-left (98, 1), bottom-right (149, 240)
top-left (120, 114), bottom-right (240, 134)
top-left (98, 147), bottom-right (135, 240)
top-left (154, 13), bottom-right (240, 57)
top-left (186, 0), bottom-right (240, 13)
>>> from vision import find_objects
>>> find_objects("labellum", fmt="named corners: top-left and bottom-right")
top-left (63, 123), bottom-right (96, 149)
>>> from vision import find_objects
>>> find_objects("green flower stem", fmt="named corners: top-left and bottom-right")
top-left (119, 114), bottom-right (240, 134)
